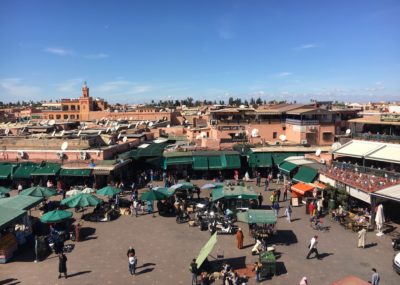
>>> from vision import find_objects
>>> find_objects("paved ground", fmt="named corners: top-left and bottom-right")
top-left (1, 180), bottom-right (399, 285)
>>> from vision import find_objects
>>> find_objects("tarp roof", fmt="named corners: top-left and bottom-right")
top-left (372, 184), bottom-right (400, 202)
top-left (366, 144), bottom-right (400, 164)
top-left (237, 209), bottom-right (277, 224)
top-left (278, 161), bottom-right (298, 174)
top-left (196, 232), bottom-right (218, 268)
top-left (212, 185), bottom-right (257, 201)
top-left (0, 163), bottom-right (15, 179)
top-left (333, 140), bottom-right (384, 159)
top-left (293, 166), bottom-right (318, 183)
top-left (31, 162), bottom-right (61, 176)
top-left (13, 163), bottom-right (39, 179)
top-left (291, 182), bottom-right (315, 195)
top-left (0, 206), bottom-right (26, 230)
top-left (0, 195), bottom-right (43, 210)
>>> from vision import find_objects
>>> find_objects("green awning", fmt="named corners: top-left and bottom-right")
top-left (224, 154), bottom-right (241, 169)
top-left (196, 232), bottom-right (218, 268)
top-left (0, 164), bottom-right (14, 179)
top-left (13, 163), bottom-right (38, 179)
top-left (193, 156), bottom-right (208, 170)
top-left (31, 163), bottom-right (61, 176)
top-left (133, 143), bottom-right (169, 158)
top-left (278, 161), bottom-right (298, 175)
top-left (0, 195), bottom-right (43, 210)
top-left (60, 169), bottom-right (92, 177)
top-left (0, 206), bottom-right (27, 230)
top-left (236, 209), bottom-right (277, 224)
top-left (248, 152), bottom-right (273, 168)
top-left (293, 166), bottom-right (318, 183)
top-left (212, 186), bottom-right (258, 201)
top-left (208, 156), bottom-right (223, 170)
top-left (272, 153), bottom-right (299, 165)
top-left (165, 156), bottom-right (193, 166)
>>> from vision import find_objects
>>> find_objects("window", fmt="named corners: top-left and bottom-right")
top-left (49, 115), bottom-right (54, 119)
top-left (62, 105), bottom-right (69, 111)
top-left (71, 105), bottom-right (75, 111)
top-left (64, 114), bottom-right (68, 119)
top-left (77, 105), bottom-right (80, 110)
top-left (273, 132), bottom-right (277, 139)
top-left (77, 115), bottom-right (79, 119)
top-left (282, 126), bottom-right (286, 131)
top-left (70, 115), bottom-right (75, 119)
top-left (56, 115), bottom-right (61, 119)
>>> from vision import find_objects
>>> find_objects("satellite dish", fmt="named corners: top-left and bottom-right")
top-left (106, 128), bottom-right (110, 133)
top-left (61, 141), bottom-right (69, 151)
top-left (97, 130), bottom-right (102, 135)
top-left (51, 130), bottom-right (56, 137)
top-left (200, 131), bottom-right (207, 138)
top-left (148, 122), bottom-right (154, 127)
top-left (279, 134), bottom-right (287, 142)
top-left (345, 129), bottom-right (351, 135)
top-left (331, 142), bottom-right (342, 151)
top-left (48, 120), bottom-right (55, 126)
top-left (123, 136), bottom-right (128, 142)
top-left (167, 124), bottom-right (170, 128)
top-left (129, 117), bottom-right (133, 120)
top-left (117, 133), bottom-right (122, 139)
top-left (77, 130), bottom-right (82, 137)
top-left (127, 124), bottom-right (131, 128)
top-left (315, 149), bottom-right (322, 156)
top-left (251, 129), bottom-right (259, 138)
top-left (60, 130), bottom-right (65, 136)
top-left (4, 128), bottom-right (10, 135)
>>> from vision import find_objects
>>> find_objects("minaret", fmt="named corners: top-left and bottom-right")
top-left (82, 81), bottom-right (89, 98)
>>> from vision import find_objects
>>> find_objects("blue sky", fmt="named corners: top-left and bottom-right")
top-left (0, 0), bottom-right (399, 103)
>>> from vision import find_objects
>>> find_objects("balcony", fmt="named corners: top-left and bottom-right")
top-left (286, 118), bottom-right (319, 125)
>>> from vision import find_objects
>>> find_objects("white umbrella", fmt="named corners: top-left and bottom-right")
top-left (375, 204), bottom-right (385, 236)
top-left (82, 188), bottom-right (95, 194)
top-left (66, 189), bottom-right (82, 197)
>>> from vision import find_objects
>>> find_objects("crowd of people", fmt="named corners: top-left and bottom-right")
top-left (323, 164), bottom-right (399, 192)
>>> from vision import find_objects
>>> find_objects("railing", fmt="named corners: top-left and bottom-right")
top-left (352, 133), bottom-right (400, 143)
top-left (285, 119), bottom-right (320, 125)
top-left (331, 161), bottom-right (400, 179)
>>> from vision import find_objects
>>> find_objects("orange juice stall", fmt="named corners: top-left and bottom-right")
top-left (290, 183), bottom-right (315, 206)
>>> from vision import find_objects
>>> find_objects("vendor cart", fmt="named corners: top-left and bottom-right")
top-left (259, 250), bottom-right (276, 277)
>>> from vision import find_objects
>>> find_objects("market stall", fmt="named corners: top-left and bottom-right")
top-left (290, 183), bottom-right (314, 206)
top-left (212, 185), bottom-right (258, 211)
top-left (237, 209), bottom-right (277, 240)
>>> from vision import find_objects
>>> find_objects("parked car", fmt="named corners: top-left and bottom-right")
top-left (394, 252), bottom-right (400, 274)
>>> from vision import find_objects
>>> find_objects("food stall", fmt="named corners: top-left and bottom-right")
top-left (237, 209), bottom-right (277, 240)
top-left (290, 183), bottom-right (315, 206)
top-left (212, 185), bottom-right (258, 211)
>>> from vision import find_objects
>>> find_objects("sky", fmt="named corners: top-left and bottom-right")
top-left (0, 0), bottom-right (399, 104)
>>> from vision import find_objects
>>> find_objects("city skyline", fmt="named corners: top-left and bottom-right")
top-left (1, 0), bottom-right (400, 104)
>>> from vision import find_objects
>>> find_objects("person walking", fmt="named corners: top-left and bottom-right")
top-left (284, 205), bottom-right (292, 223)
top-left (272, 201), bottom-right (280, 217)
top-left (371, 268), bottom-right (380, 285)
top-left (283, 184), bottom-right (288, 201)
top-left (257, 193), bottom-right (263, 208)
top-left (252, 262), bottom-right (261, 283)
top-left (358, 228), bottom-right (367, 248)
top-left (236, 228), bottom-right (244, 249)
top-left (306, 235), bottom-right (320, 260)
top-left (264, 178), bottom-right (269, 191)
top-left (58, 253), bottom-right (68, 279)
top-left (299, 276), bottom-right (308, 285)
top-left (256, 172), bottom-right (261, 187)
top-left (276, 188), bottom-right (281, 202)
top-left (190, 258), bottom-right (198, 285)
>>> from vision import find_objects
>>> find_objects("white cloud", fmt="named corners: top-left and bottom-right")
top-left (0, 78), bottom-right (41, 101)
top-left (44, 47), bottom-right (108, 59)
top-left (82, 53), bottom-right (109, 59)
top-left (296, 43), bottom-right (320, 50)
top-left (55, 79), bottom-right (83, 94)
top-left (45, 47), bottom-right (74, 56)
top-left (94, 81), bottom-right (153, 100)
top-left (276, 72), bottom-right (293, 78)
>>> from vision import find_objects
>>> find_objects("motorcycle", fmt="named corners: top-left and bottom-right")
top-left (392, 238), bottom-right (400, 250)
top-left (176, 212), bottom-right (190, 224)
top-left (208, 219), bottom-right (237, 235)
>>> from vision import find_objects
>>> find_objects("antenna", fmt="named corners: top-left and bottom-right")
top-left (345, 129), bottom-right (351, 135)
top-left (61, 141), bottom-right (69, 151)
